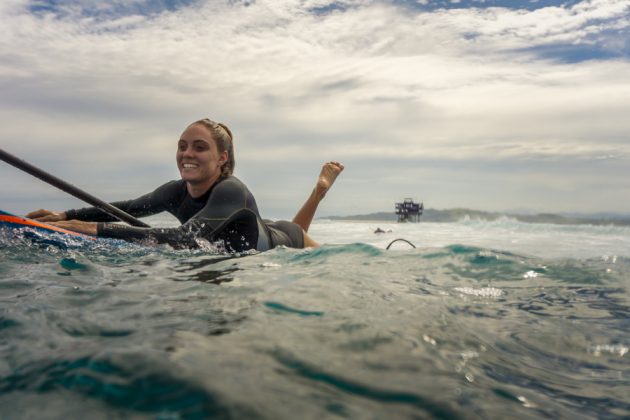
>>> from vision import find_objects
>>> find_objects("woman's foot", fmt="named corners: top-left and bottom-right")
top-left (315, 161), bottom-right (344, 199)
top-left (292, 161), bottom-right (344, 232)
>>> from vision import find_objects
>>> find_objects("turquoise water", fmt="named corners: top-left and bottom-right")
top-left (1, 217), bottom-right (629, 419)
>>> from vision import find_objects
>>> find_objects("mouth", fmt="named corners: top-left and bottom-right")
top-left (181, 163), bottom-right (198, 169)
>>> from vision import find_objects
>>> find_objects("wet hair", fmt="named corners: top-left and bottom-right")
top-left (193, 118), bottom-right (235, 176)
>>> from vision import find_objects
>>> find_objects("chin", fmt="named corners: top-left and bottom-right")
top-left (185, 173), bottom-right (209, 183)
top-left (180, 172), bottom-right (196, 182)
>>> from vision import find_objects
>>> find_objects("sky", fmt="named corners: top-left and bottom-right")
top-left (1, 0), bottom-right (629, 219)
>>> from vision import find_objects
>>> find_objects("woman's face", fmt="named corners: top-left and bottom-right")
top-left (177, 124), bottom-right (227, 185)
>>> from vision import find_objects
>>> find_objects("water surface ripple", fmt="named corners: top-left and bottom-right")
top-left (1, 220), bottom-right (629, 419)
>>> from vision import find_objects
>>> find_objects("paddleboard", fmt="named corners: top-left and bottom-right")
top-left (0, 209), bottom-right (95, 241)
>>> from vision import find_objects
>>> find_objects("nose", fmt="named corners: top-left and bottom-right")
top-left (181, 146), bottom-right (195, 158)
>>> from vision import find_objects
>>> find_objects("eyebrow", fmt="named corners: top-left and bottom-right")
top-left (179, 139), bottom-right (210, 145)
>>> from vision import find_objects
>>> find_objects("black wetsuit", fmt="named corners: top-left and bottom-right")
top-left (65, 176), bottom-right (304, 252)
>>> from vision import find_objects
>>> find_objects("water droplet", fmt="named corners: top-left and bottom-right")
top-left (461, 350), bottom-right (479, 361)
top-left (423, 334), bottom-right (437, 345)
top-left (518, 396), bottom-right (536, 408)
top-left (261, 262), bottom-right (282, 268)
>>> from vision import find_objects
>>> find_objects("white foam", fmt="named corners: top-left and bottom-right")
top-left (454, 287), bottom-right (503, 298)
top-left (260, 262), bottom-right (282, 268)
top-left (590, 344), bottom-right (628, 357)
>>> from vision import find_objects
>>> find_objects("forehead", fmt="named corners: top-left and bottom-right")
top-left (179, 123), bottom-right (214, 143)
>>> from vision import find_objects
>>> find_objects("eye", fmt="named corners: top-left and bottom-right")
top-left (178, 143), bottom-right (186, 151)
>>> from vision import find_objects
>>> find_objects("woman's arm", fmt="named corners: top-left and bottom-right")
top-left (49, 220), bottom-right (97, 235)
top-left (30, 181), bottom-right (182, 223)
top-left (95, 222), bottom-right (199, 249)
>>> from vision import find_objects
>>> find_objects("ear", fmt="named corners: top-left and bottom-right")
top-left (219, 150), bottom-right (229, 166)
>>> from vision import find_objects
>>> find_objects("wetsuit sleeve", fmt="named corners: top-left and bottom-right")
top-left (65, 181), bottom-right (179, 222)
top-left (96, 222), bottom-right (199, 249)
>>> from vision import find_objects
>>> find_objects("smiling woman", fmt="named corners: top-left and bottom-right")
top-left (27, 119), bottom-right (344, 252)
top-left (177, 120), bottom-right (234, 197)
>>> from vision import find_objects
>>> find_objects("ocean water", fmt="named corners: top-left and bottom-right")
top-left (1, 215), bottom-right (629, 419)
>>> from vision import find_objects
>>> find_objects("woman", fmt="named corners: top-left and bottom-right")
top-left (27, 118), bottom-right (343, 252)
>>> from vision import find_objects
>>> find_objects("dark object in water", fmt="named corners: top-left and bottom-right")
top-left (386, 238), bottom-right (416, 249)
top-left (374, 227), bottom-right (392, 234)
top-left (395, 198), bottom-right (423, 222)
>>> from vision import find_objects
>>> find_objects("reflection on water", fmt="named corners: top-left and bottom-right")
top-left (170, 255), bottom-right (241, 284)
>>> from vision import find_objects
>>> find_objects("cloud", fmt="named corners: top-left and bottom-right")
top-left (1, 0), bottom-right (629, 214)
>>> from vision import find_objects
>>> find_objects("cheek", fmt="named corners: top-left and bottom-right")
top-left (203, 152), bottom-right (218, 164)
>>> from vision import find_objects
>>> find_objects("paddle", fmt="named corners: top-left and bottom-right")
top-left (0, 148), bottom-right (150, 228)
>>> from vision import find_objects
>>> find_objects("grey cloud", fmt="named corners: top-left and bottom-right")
top-left (1, 0), bottom-right (630, 215)
top-left (319, 77), bottom-right (364, 92)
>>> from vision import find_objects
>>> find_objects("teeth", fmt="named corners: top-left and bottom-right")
top-left (183, 164), bottom-right (198, 168)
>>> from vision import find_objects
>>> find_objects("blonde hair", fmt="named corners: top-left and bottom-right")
top-left (193, 118), bottom-right (235, 176)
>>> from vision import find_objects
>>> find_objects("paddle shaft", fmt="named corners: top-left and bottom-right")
top-left (0, 148), bottom-right (150, 228)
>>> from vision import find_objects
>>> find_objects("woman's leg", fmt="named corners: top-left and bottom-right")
top-left (302, 231), bottom-right (320, 248)
top-left (292, 161), bottom-right (344, 233)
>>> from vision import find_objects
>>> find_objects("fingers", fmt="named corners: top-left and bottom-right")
top-left (38, 214), bottom-right (63, 222)
top-left (26, 209), bottom-right (66, 222)
top-left (26, 209), bottom-right (51, 219)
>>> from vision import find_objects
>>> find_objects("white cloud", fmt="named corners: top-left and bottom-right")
top-left (1, 0), bottom-right (629, 215)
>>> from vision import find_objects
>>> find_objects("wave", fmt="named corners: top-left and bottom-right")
top-left (0, 355), bottom-right (243, 418)
top-left (454, 214), bottom-right (630, 232)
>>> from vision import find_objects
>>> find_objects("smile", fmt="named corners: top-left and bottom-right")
top-left (182, 163), bottom-right (198, 169)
